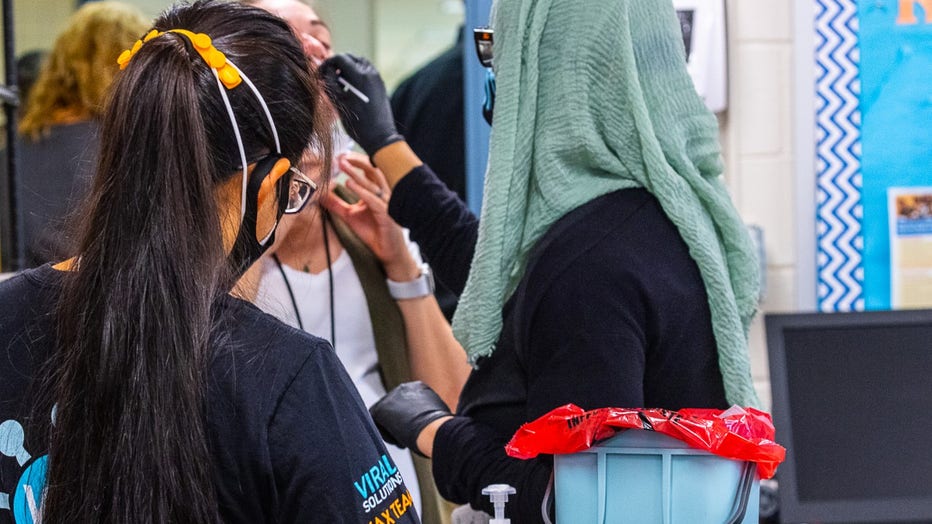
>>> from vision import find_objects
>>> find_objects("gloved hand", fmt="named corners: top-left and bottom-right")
top-left (369, 381), bottom-right (452, 457)
top-left (319, 53), bottom-right (404, 156)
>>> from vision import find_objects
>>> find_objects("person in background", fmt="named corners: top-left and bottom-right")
top-left (0, 49), bottom-right (50, 265)
top-left (0, 2), bottom-right (421, 522)
top-left (15, 50), bottom-right (48, 108)
top-left (243, 0), bottom-right (331, 64)
top-left (13, 2), bottom-right (149, 268)
top-left (390, 26), bottom-right (466, 321)
top-left (244, 1), bottom-right (470, 522)
top-left (320, 0), bottom-right (761, 521)
top-left (390, 25), bottom-right (466, 204)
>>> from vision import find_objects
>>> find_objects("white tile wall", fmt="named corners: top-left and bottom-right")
top-left (733, 45), bottom-right (793, 157)
top-left (739, 159), bottom-right (796, 266)
top-left (1, 0), bottom-right (73, 61)
top-left (722, 0), bottom-right (798, 408)
top-left (732, 0), bottom-right (793, 41)
top-left (762, 267), bottom-right (799, 314)
top-left (748, 265), bottom-right (799, 412)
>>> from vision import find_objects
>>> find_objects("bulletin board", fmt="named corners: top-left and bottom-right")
top-left (797, 0), bottom-right (932, 311)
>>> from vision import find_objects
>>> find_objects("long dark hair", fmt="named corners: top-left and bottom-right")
top-left (40, 1), bottom-right (331, 522)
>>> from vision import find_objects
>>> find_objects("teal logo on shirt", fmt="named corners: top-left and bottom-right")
top-left (355, 454), bottom-right (414, 516)
top-left (1, 419), bottom-right (48, 524)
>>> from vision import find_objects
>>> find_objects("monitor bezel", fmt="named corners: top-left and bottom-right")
top-left (766, 309), bottom-right (932, 524)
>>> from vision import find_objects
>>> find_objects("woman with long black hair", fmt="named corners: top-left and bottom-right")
top-left (0, 2), bottom-right (419, 523)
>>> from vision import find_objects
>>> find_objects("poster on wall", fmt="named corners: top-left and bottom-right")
top-left (888, 188), bottom-right (932, 308)
top-left (811, 0), bottom-right (932, 311)
top-left (671, 0), bottom-right (727, 113)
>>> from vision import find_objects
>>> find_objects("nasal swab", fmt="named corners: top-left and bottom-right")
top-left (337, 76), bottom-right (370, 103)
top-left (311, 55), bottom-right (370, 104)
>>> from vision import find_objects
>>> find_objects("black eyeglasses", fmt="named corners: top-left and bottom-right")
top-left (283, 166), bottom-right (316, 214)
top-left (473, 27), bottom-right (493, 68)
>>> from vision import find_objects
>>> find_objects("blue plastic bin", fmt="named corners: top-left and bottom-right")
top-left (553, 430), bottom-right (759, 524)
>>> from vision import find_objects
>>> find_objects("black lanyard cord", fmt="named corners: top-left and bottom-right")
top-left (270, 209), bottom-right (336, 349)
top-left (321, 210), bottom-right (336, 350)
top-left (271, 252), bottom-right (304, 331)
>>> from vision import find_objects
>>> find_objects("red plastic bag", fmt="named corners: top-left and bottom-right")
top-left (505, 404), bottom-right (785, 479)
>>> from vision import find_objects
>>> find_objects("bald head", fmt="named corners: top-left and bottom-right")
top-left (249, 0), bottom-right (332, 63)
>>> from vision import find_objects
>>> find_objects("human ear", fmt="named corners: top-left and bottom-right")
top-left (257, 157), bottom-right (293, 209)
top-left (255, 157), bottom-right (293, 242)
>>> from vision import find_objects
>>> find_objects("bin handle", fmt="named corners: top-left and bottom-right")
top-left (724, 462), bottom-right (756, 524)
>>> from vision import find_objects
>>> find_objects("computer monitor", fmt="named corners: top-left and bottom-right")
top-left (766, 309), bottom-right (932, 524)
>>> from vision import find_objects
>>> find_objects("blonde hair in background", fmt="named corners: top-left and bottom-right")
top-left (18, 1), bottom-right (149, 139)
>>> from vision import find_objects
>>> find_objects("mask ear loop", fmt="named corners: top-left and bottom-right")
top-left (210, 69), bottom-right (251, 223)
top-left (211, 60), bottom-right (285, 248)
top-left (226, 61), bottom-right (281, 155)
top-left (223, 62), bottom-right (285, 246)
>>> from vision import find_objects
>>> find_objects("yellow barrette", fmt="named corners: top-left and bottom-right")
top-left (117, 28), bottom-right (242, 89)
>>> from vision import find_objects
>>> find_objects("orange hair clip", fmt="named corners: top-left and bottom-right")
top-left (117, 28), bottom-right (242, 89)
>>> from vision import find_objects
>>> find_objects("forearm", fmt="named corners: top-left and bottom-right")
top-left (371, 141), bottom-right (423, 189)
top-left (388, 164), bottom-right (479, 295)
top-left (395, 295), bottom-right (470, 410)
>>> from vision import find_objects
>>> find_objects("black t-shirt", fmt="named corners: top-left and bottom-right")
top-left (0, 265), bottom-right (420, 524)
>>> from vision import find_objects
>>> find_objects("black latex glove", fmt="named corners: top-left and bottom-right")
top-left (369, 381), bottom-right (452, 457)
top-left (319, 53), bottom-right (404, 156)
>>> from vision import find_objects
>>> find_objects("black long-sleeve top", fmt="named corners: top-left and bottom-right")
top-left (390, 165), bottom-right (728, 523)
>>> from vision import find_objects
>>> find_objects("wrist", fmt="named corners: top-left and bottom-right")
top-left (386, 262), bottom-right (435, 300)
top-left (416, 416), bottom-right (452, 458)
top-left (383, 255), bottom-right (419, 282)
top-left (371, 141), bottom-right (422, 188)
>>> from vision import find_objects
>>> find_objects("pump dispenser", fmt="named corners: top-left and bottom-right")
top-left (481, 484), bottom-right (516, 524)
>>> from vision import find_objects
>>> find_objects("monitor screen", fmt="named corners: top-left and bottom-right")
top-left (766, 309), bottom-right (932, 523)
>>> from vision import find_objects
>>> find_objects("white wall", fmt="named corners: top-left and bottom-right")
top-left (720, 0), bottom-right (797, 410)
top-left (0, 0), bottom-right (73, 88)
top-left (9, 0), bottom-right (74, 54)
top-left (316, 0), bottom-right (462, 90)
top-left (312, 0), bottom-right (377, 59)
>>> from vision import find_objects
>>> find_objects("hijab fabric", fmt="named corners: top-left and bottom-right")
top-left (451, 0), bottom-right (761, 407)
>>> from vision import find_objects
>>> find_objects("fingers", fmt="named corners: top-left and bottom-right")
top-left (339, 155), bottom-right (389, 203)
top-left (324, 151), bottom-right (395, 223)
top-left (345, 53), bottom-right (373, 72)
top-left (317, 55), bottom-right (346, 93)
top-left (340, 154), bottom-right (390, 198)
top-left (321, 176), bottom-right (384, 225)
top-left (320, 53), bottom-right (351, 72)
top-left (320, 53), bottom-right (368, 84)
top-left (344, 176), bottom-right (387, 212)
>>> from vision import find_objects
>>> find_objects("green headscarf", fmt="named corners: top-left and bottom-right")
top-left (450, 0), bottom-right (761, 407)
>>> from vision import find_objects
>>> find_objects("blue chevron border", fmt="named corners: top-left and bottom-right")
top-left (814, 0), bottom-right (864, 312)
